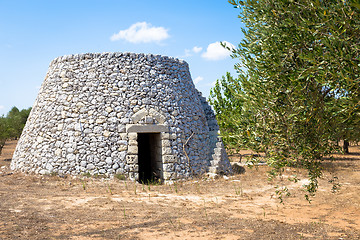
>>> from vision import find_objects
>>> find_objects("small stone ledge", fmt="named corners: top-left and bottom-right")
top-left (126, 124), bottom-right (168, 133)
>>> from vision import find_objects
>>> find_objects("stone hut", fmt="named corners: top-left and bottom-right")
top-left (11, 52), bottom-right (231, 182)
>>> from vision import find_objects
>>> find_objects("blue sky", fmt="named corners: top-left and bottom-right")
top-left (0, 0), bottom-right (244, 115)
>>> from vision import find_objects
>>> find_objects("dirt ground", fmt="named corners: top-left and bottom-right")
top-left (0, 140), bottom-right (359, 239)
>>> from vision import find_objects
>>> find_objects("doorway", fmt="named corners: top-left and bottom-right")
top-left (137, 133), bottom-right (162, 183)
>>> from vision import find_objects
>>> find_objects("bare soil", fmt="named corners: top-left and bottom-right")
top-left (0, 140), bottom-right (359, 239)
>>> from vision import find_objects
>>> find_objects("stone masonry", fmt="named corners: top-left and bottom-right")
top-left (11, 52), bottom-right (232, 181)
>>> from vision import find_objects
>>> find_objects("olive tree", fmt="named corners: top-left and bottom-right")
top-left (210, 0), bottom-right (360, 200)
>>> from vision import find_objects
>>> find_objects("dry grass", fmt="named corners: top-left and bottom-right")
top-left (0, 140), bottom-right (359, 239)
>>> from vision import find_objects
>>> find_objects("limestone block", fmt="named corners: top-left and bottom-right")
top-left (46, 163), bottom-right (54, 171)
top-left (119, 151), bottom-right (126, 160)
top-left (144, 116), bottom-right (153, 124)
top-left (96, 118), bottom-right (106, 124)
top-left (94, 126), bottom-right (103, 134)
top-left (148, 108), bottom-right (166, 124)
top-left (163, 155), bottom-right (177, 163)
top-left (103, 130), bottom-right (111, 137)
top-left (163, 163), bottom-right (174, 172)
top-left (172, 110), bottom-right (179, 116)
top-left (126, 155), bottom-right (138, 164)
top-left (115, 168), bottom-right (124, 175)
top-left (55, 149), bottom-right (62, 156)
top-left (74, 123), bottom-right (82, 132)
top-left (131, 108), bottom-right (148, 123)
top-left (129, 140), bottom-right (137, 146)
top-left (118, 140), bottom-right (128, 145)
top-left (162, 133), bottom-right (170, 140)
top-left (214, 148), bottom-right (223, 156)
top-left (162, 139), bottom-right (171, 147)
top-left (57, 124), bottom-right (64, 131)
top-left (39, 169), bottom-right (49, 175)
top-left (60, 70), bottom-right (67, 78)
top-left (162, 147), bottom-right (172, 155)
top-left (105, 157), bottom-right (112, 165)
top-left (170, 134), bottom-right (177, 140)
top-left (133, 172), bottom-right (139, 181)
top-left (76, 102), bottom-right (85, 108)
top-left (66, 154), bottom-right (76, 161)
top-left (163, 172), bottom-right (173, 180)
top-left (216, 141), bottom-right (224, 148)
top-left (105, 107), bottom-right (113, 113)
top-left (128, 133), bottom-right (137, 140)
top-left (112, 163), bottom-right (119, 170)
top-left (128, 146), bottom-right (138, 154)
top-left (87, 163), bottom-right (95, 170)
top-left (119, 133), bottom-right (127, 140)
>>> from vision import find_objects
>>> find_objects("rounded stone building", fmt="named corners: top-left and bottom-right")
top-left (11, 52), bottom-right (231, 181)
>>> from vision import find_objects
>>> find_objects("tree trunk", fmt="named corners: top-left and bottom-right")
top-left (343, 140), bottom-right (349, 154)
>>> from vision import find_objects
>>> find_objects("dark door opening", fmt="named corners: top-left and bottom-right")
top-left (137, 133), bottom-right (162, 183)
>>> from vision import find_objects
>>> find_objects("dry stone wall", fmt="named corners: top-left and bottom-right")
top-left (11, 52), bottom-right (231, 180)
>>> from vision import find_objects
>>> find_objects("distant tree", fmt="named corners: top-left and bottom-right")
top-left (6, 106), bottom-right (31, 139)
top-left (19, 108), bottom-right (32, 124)
top-left (332, 97), bottom-right (360, 153)
top-left (6, 107), bottom-right (20, 139)
top-left (210, 73), bottom-right (246, 153)
top-left (0, 117), bottom-right (9, 155)
top-left (211, 0), bottom-right (360, 200)
top-left (7, 106), bottom-right (20, 119)
top-left (0, 107), bottom-right (31, 155)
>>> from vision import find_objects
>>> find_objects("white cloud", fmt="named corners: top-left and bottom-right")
top-left (194, 76), bottom-right (204, 84)
top-left (192, 46), bottom-right (202, 53)
top-left (0, 105), bottom-right (4, 110)
top-left (181, 46), bottom-right (203, 58)
top-left (110, 22), bottom-right (170, 44)
top-left (184, 49), bottom-right (192, 57)
top-left (201, 41), bottom-right (235, 61)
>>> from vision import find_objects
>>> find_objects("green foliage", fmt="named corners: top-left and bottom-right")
top-left (6, 107), bottom-right (31, 139)
top-left (0, 118), bottom-right (8, 155)
top-left (210, 73), bottom-right (246, 153)
top-left (211, 0), bottom-right (360, 198)
top-left (114, 174), bottom-right (126, 180)
top-left (0, 106), bottom-right (31, 154)
top-left (82, 172), bottom-right (91, 177)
